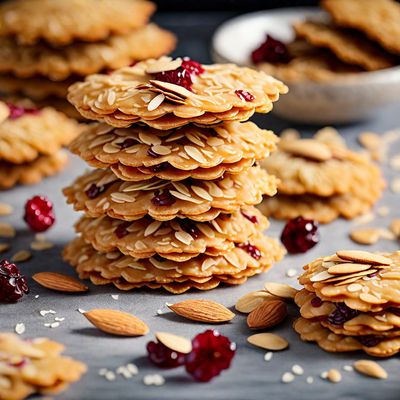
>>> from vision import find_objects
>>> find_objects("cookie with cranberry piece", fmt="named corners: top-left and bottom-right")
top-left (0, 0), bottom-right (155, 46)
top-left (67, 57), bottom-right (288, 129)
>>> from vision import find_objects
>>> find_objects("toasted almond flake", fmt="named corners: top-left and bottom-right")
top-left (0, 203), bottom-right (12, 216)
top-left (106, 90), bottom-right (116, 106)
top-left (347, 283), bottom-right (363, 292)
top-left (0, 243), bottom-right (10, 253)
top-left (103, 142), bottom-right (120, 154)
top-left (327, 369), bottom-right (342, 383)
top-left (174, 231), bottom-right (193, 245)
top-left (145, 58), bottom-right (182, 74)
top-left (110, 192), bottom-right (136, 203)
top-left (201, 258), bottom-right (217, 271)
top-left (169, 190), bottom-right (203, 204)
top-left (247, 333), bottom-right (289, 351)
top-left (264, 282), bottom-right (297, 299)
top-left (350, 228), bottom-right (381, 245)
top-left (336, 250), bottom-right (391, 266)
top-left (151, 145), bottom-right (172, 156)
top-left (149, 80), bottom-right (193, 99)
top-left (390, 219), bottom-right (400, 237)
top-left (147, 93), bottom-right (165, 112)
top-left (0, 222), bottom-right (15, 238)
top-left (15, 323), bottom-right (25, 335)
top-left (144, 221), bottom-right (162, 237)
top-left (281, 372), bottom-right (295, 383)
top-left (328, 263), bottom-right (371, 275)
top-left (184, 145), bottom-right (207, 163)
top-left (390, 178), bottom-right (400, 193)
top-left (310, 270), bottom-right (335, 282)
top-left (155, 332), bottom-right (192, 354)
top-left (235, 291), bottom-right (278, 313)
top-left (11, 250), bottom-right (31, 262)
top-left (353, 360), bottom-right (387, 379)
top-left (191, 185), bottom-right (213, 201)
top-left (359, 293), bottom-right (386, 304)
top-left (280, 139), bottom-right (333, 162)
top-left (30, 241), bottom-right (54, 251)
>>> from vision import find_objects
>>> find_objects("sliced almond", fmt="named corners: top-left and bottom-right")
top-left (145, 58), bottom-right (182, 74)
top-left (247, 300), bottom-right (287, 330)
top-left (235, 291), bottom-right (278, 313)
top-left (147, 93), bottom-right (165, 112)
top-left (324, 268), bottom-right (376, 283)
top-left (328, 263), bottom-right (371, 275)
top-left (0, 243), bottom-right (10, 253)
top-left (247, 333), bottom-right (289, 351)
top-left (84, 309), bottom-right (148, 336)
top-left (0, 203), bottom-right (12, 216)
top-left (0, 223), bottom-right (15, 238)
top-left (167, 299), bottom-right (235, 323)
top-left (390, 219), bottom-right (400, 238)
top-left (310, 270), bottom-right (335, 282)
top-left (32, 272), bottom-right (88, 293)
top-left (349, 228), bottom-right (381, 245)
top-left (336, 250), bottom-right (391, 266)
top-left (264, 282), bottom-right (297, 300)
top-left (11, 250), bottom-right (31, 262)
top-left (0, 101), bottom-right (10, 123)
top-left (359, 293), bottom-right (386, 304)
top-left (149, 80), bottom-right (193, 99)
top-left (30, 241), bottom-right (54, 251)
top-left (353, 360), bottom-right (387, 379)
top-left (155, 332), bottom-right (192, 354)
top-left (327, 368), bottom-right (342, 383)
top-left (280, 139), bottom-right (333, 162)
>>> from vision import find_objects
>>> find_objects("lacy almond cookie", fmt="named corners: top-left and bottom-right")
top-left (67, 57), bottom-right (288, 129)
top-left (0, 151), bottom-right (67, 190)
top-left (69, 121), bottom-right (278, 181)
top-left (0, 333), bottom-right (86, 400)
top-left (299, 251), bottom-right (400, 313)
top-left (294, 317), bottom-right (400, 357)
top-left (63, 166), bottom-right (277, 222)
top-left (75, 206), bottom-right (269, 261)
top-left (0, 24), bottom-right (176, 81)
top-left (0, 0), bottom-right (155, 46)
top-left (294, 20), bottom-right (397, 71)
top-left (0, 101), bottom-right (82, 164)
top-left (322, 0), bottom-right (400, 54)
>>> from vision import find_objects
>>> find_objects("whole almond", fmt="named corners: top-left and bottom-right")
top-left (247, 300), bottom-right (287, 330)
top-left (32, 272), bottom-right (88, 293)
top-left (235, 291), bottom-right (278, 314)
top-left (168, 299), bottom-right (235, 323)
top-left (84, 309), bottom-right (149, 336)
top-left (353, 360), bottom-right (387, 379)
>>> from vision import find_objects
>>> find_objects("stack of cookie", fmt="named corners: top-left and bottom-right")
top-left (0, 0), bottom-right (176, 119)
top-left (259, 128), bottom-right (384, 223)
top-left (63, 56), bottom-right (287, 293)
top-left (294, 250), bottom-right (400, 357)
top-left (0, 99), bottom-right (81, 189)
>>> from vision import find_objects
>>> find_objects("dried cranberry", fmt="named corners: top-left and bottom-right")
top-left (251, 34), bottom-right (290, 64)
top-left (280, 217), bottom-right (319, 254)
top-left (241, 210), bottom-right (259, 224)
top-left (147, 147), bottom-right (160, 158)
top-left (185, 330), bottom-right (236, 382)
top-left (327, 303), bottom-right (359, 326)
top-left (151, 190), bottom-right (176, 206)
top-left (7, 103), bottom-right (40, 119)
top-left (356, 335), bottom-right (385, 348)
top-left (120, 138), bottom-right (137, 149)
top-left (237, 242), bottom-right (262, 260)
top-left (0, 260), bottom-right (29, 302)
top-left (115, 222), bottom-right (130, 239)
top-left (146, 340), bottom-right (186, 369)
top-left (179, 219), bottom-right (200, 238)
top-left (85, 183), bottom-right (111, 199)
top-left (153, 58), bottom-right (204, 91)
top-left (311, 297), bottom-right (323, 308)
top-left (24, 195), bottom-right (55, 232)
top-left (235, 90), bottom-right (255, 102)
top-left (149, 162), bottom-right (168, 173)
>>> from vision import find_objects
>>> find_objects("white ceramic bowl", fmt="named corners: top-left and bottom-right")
top-left (212, 8), bottom-right (400, 124)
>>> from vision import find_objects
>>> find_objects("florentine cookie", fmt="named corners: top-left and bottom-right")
top-left (322, 0), bottom-right (400, 55)
top-left (0, 333), bottom-right (86, 400)
top-left (75, 207), bottom-right (269, 261)
top-left (0, 24), bottom-right (176, 81)
top-left (0, 100), bottom-right (81, 164)
top-left (0, 151), bottom-right (67, 189)
top-left (294, 20), bottom-right (396, 71)
top-left (69, 121), bottom-right (278, 181)
top-left (0, 0), bottom-right (155, 46)
top-left (67, 57), bottom-right (288, 129)
top-left (63, 166), bottom-right (277, 222)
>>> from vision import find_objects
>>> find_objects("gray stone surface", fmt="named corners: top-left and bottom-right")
top-left (1, 11), bottom-right (400, 400)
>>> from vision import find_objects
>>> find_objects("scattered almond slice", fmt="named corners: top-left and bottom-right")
top-left (168, 299), bottom-right (235, 323)
top-left (328, 263), bottom-right (371, 275)
top-left (155, 332), bottom-right (192, 354)
top-left (0, 243), bottom-right (10, 253)
top-left (30, 241), bottom-right (54, 251)
top-left (11, 250), bottom-right (31, 262)
top-left (247, 333), bottom-right (289, 351)
top-left (390, 219), bottom-right (400, 238)
top-left (336, 250), bottom-right (391, 266)
top-left (235, 291), bottom-right (278, 314)
top-left (327, 368), bottom-right (342, 383)
top-left (0, 203), bottom-right (13, 216)
top-left (349, 228), bottom-right (381, 245)
top-left (264, 282), bottom-right (297, 300)
top-left (32, 272), bottom-right (88, 293)
top-left (280, 139), bottom-right (333, 162)
top-left (145, 57), bottom-right (182, 74)
top-left (0, 222), bottom-right (15, 238)
top-left (84, 309), bottom-right (149, 337)
top-left (353, 360), bottom-right (387, 379)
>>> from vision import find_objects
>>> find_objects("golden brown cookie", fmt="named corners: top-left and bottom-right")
top-left (322, 0), bottom-right (400, 55)
top-left (0, 151), bottom-right (67, 189)
top-left (63, 166), bottom-right (278, 222)
top-left (0, 333), bottom-right (86, 400)
top-left (0, 24), bottom-right (176, 81)
top-left (75, 206), bottom-right (269, 261)
top-left (294, 20), bottom-right (397, 71)
top-left (294, 317), bottom-right (400, 357)
top-left (67, 57), bottom-right (288, 129)
top-left (69, 121), bottom-right (278, 181)
top-left (0, 0), bottom-right (155, 46)
top-left (0, 100), bottom-right (81, 164)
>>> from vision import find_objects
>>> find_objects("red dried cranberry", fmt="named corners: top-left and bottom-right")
top-left (327, 303), bottom-right (359, 326)
top-left (179, 219), bottom-right (200, 238)
top-left (356, 335), bottom-right (385, 348)
top-left (280, 217), bottom-right (319, 254)
top-left (0, 260), bottom-right (29, 302)
top-left (185, 330), bottom-right (236, 382)
top-left (251, 34), bottom-right (290, 64)
top-left (120, 138), bottom-right (137, 149)
top-left (241, 210), bottom-right (259, 224)
top-left (85, 183), bottom-right (111, 199)
top-left (147, 147), bottom-right (161, 158)
top-left (7, 103), bottom-right (40, 119)
top-left (235, 90), bottom-right (255, 102)
top-left (311, 297), bottom-right (323, 307)
top-left (151, 190), bottom-right (176, 206)
top-left (153, 58), bottom-right (204, 91)
top-left (24, 195), bottom-right (55, 232)
top-left (237, 242), bottom-right (262, 260)
top-left (146, 340), bottom-right (186, 368)
top-left (115, 222), bottom-right (130, 239)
